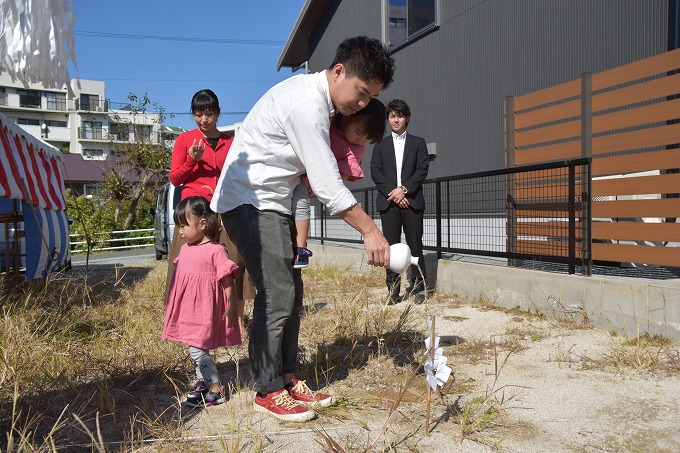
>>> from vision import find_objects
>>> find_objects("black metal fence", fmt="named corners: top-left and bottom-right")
top-left (309, 158), bottom-right (592, 275)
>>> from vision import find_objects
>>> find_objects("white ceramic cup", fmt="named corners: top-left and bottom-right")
top-left (389, 243), bottom-right (419, 274)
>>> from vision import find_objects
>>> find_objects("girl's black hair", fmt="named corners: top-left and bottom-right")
top-left (173, 196), bottom-right (220, 242)
top-left (334, 97), bottom-right (386, 144)
top-left (191, 89), bottom-right (221, 115)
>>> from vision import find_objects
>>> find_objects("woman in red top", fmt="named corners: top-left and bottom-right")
top-left (166, 89), bottom-right (252, 338)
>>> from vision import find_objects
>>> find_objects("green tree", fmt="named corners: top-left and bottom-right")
top-left (65, 189), bottom-right (115, 265)
top-left (104, 93), bottom-right (172, 230)
top-left (101, 168), bottom-right (130, 224)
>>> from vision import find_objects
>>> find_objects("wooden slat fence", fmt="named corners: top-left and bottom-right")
top-left (505, 48), bottom-right (680, 267)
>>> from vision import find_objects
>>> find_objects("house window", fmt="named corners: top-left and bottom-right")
top-left (45, 120), bottom-right (67, 128)
top-left (83, 183), bottom-right (104, 197)
top-left (136, 125), bottom-right (152, 142)
top-left (17, 118), bottom-right (41, 126)
top-left (17, 89), bottom-right (41, 108)
top-left (385, 0), bottom-right (438, 49)
top-left (80, 94), bottom-right (100, 111)
top-left (81, 121), bottom-right (103, 139)
top-left (0, 88), bottom-right (7, 106)
top-left (109, 123), bottom-right (129, 141)
top-left (82, 149), bottom-right (105, 159)
top-left (45, 92), bottom-right (67, 110)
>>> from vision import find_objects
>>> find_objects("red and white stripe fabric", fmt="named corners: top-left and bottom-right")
top-left (0, 112), bottom-right (66, 211)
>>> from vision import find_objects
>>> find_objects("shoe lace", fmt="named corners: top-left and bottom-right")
top-left (274, 390), bottom-right (302, 409)
top-left (291, 379), bottom-right (315, 397)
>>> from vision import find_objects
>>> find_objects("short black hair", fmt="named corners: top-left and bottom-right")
top-left (191, 89), bottom-right (220, 115)
top-left (174, 196), bottom-right (221, 242)
top-left (386, 99), bottom-right (411, 119)
top-left (330, 36), bottom-right (395, 89)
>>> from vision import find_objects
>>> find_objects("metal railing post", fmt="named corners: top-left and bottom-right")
top-left (436, 181), bottom-right (442, 259)
top-left (568, 164), bottom-right (576, 274)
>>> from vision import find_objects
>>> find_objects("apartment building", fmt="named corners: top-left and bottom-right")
top-left (0, 74), bottom-right (187, 195)
top-left (0, 74), bottom-right (183, 160)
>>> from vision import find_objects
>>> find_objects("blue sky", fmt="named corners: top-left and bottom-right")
top-left (69, 0), bottom-right (306, 130)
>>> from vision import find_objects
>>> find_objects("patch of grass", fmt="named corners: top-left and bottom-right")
top-left (505, 325), bottom-right (546, 344)
top-left (446, 343), bottom-right (522, 446)
top-left (605, 333), bottom-right (680, 374)
top-left (546, 295), bottom-right (591, 329)
top-left (453, 335), bottom-right (526, 365)
top-left (0, 266), bottom-right (191, 449)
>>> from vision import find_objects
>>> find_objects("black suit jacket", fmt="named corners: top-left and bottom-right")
top-left (370, 133), bottom-right (430, 211)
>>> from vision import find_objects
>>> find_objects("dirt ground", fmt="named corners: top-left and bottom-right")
top-left (166, 292), bottom-right (680, 453)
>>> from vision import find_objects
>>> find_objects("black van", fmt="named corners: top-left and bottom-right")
top-left (152, 182), bottom-right (182, 260)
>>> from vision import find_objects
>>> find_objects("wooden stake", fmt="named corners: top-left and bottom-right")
top-left (426, 316), bottom-right (436, 435)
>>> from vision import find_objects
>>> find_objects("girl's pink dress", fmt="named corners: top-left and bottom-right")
top-left (162, 241), bottom-right (241, 349)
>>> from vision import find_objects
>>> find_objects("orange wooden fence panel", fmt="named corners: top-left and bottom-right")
top-left (591, 47), bottom-right (680, 91)
top-left (592, 198), bottom-right (680, 219)
top-left (592, 173), bottom-right (680, 197)
top-left (507, 49), bottom-right (680, 267)
top-left (593, 222), bottom-right (680, 243)
top-left (591, 149), bottom-right (680, 177)
top-left (592, 242), bottom-right (680, 267)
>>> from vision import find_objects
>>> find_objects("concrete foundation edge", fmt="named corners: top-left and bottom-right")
top-left (309, 243), bottom-right (680, 338)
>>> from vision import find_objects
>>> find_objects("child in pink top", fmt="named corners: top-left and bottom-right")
top-left (292, 98), bottom-right (386, 268)
top-left (162, 196), bottom-right (240, 407)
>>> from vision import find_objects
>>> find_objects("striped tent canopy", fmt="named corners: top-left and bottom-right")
top-left (0, 111), bottom-right (69, 280)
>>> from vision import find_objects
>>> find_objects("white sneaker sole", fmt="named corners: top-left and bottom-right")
top-left (300, 394), bottom-right (336, 408)
top-left (253, 402), bottom-right (317, 422)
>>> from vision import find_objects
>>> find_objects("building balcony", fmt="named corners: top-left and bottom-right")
top-left (75, 99), bottom-right (109, 113)
top-left (0, 92), bottom-right (73, 112)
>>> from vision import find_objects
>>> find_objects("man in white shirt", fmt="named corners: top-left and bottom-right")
top-left (211, 36), bottom-right (395, 422)
top-left (370, 99), bottom-right (430, 305)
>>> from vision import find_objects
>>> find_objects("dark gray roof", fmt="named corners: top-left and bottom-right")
top-left (60, 154), bottom-right (141, 184)
top-left (277, 0), bottom-right (333, 70)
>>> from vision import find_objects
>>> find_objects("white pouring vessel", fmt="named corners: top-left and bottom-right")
top-left (389, 243), bottom-right (419, 274)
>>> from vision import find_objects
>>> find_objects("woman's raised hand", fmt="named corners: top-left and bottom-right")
top-left (188, 138), bottom-right (205, 161)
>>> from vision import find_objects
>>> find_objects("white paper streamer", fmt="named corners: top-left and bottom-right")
top-left (0, 0), bottom-right (78, 95)
top-left (424, 318), bottom-right (452, 392)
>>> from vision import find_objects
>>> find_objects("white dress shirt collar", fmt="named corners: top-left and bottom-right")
top-left (392, 130), bottom-right (408, 141)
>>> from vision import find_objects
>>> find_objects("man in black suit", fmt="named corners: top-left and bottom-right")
top-left (370, 99), bottom-right (430, 304)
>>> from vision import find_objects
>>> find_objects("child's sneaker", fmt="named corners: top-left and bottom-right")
top-left (186, 384), bottom-right (226, 407)
top-left (253, 388), bottom-right (316, 422)
top-left (185, 379), bottom-right (206, 405)
top-left (286, 377), bottom-right (336, 408)
top-left (293, 246), bottom-right (313, 269)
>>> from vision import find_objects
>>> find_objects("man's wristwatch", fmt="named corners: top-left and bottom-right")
top-left (399, 185), bottom-right (408, 195)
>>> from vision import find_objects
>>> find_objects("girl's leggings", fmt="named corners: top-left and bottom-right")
top-left (189, 346), bottom-right (219, 384)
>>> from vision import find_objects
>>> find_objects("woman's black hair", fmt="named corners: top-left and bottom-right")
top-left (191, 89), bottom-right (221, 115)
top-left (173, 196), bottom-right (220, 242)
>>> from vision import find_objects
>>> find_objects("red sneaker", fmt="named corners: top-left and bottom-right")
top-left (287, 377), bottom-right (336, 408)
top-left (253, 389), bottom-right (316, 422)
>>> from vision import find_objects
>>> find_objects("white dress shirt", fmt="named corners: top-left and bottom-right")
top-left (392, 130), bottom-right (407, 186)
top-left (211, 71), bottom-right (357, 216)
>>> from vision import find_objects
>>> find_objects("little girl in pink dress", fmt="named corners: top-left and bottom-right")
top-left (162, 196), bottom-right (240, 407)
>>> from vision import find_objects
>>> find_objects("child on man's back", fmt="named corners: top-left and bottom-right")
top-left (162, 196), bottom-right (241, 407)
top-left (292, 98), bottom-right (386, 268)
